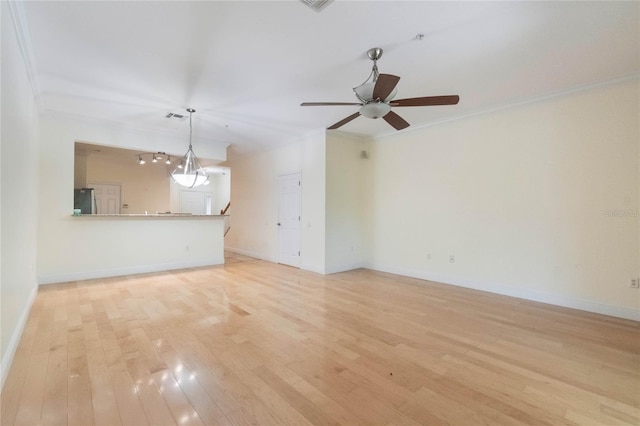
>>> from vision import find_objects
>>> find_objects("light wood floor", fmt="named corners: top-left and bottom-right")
top-left (2, 255), bottom-right (639, 425)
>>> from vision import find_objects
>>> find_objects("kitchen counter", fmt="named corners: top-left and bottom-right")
top-left (41, 213), bottom-right (227, 284)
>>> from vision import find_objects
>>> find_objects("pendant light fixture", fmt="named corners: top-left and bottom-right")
top-left (170, 108), bottom-right (209, 188)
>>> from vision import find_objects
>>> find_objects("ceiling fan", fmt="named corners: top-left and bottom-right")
top-left (301, 47), bottom-right (459, 131)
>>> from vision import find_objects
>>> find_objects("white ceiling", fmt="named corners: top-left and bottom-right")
top-left (17, 1), bottom-right (640, 157)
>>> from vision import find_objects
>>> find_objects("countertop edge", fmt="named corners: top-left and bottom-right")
top-left (71, 214), bottom-right (227, 218)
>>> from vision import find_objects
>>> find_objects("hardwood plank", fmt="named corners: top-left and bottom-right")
top-left (67, 353), bottom-right (95, 426)
top-left (2, 258), bottom-right (638, 426)
top-left (1, 345), bottom-right (31, 425)
top-left (124, 357), bottom-right (176, 426)
top-left (159, 350), bottom-right (229, 425)
top-left (41, 325), bottom-right (68, 426)
top-left (85, 348), bottom-right (121, 426)
top-left (150, 367), bottom-right (205, 426)
top-left (13, 351), bottom-right (49, 426)
top-left (111, 370), bottom-right (149, 426)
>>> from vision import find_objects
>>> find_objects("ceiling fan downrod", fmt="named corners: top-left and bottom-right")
top-left (367, 47), bottom-right (383, 82)
top-left (353, 47), bottom-right (385, 103)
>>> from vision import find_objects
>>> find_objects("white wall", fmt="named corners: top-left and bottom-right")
top-left (226, 131), bottom-right (326, 272)
top-left (212, 171), bottom-right (231, 214)
top-left (38, 216), bottom-right (224, 284)
top-left (1, 1), bottom-right (40, 386)
top-left (367, 79), bottom-right (640, 319)
top-left (325, 133), bottom-right (371, 273)
top-left (37, 115), bottom-right (226, 284)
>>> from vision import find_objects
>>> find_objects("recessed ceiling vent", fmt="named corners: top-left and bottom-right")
top-left (299, 0), bottom-right (333, 12)
top-left (165, 112), bottom-right (186, 120)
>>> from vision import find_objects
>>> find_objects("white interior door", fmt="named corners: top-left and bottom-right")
top-left (89, 183), bottom-right (121, 214)
top-left (278, 173), bottom-right (301, 267)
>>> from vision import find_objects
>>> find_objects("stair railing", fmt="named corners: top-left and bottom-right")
top-left (220, 201), bottom-right (231, 236)
top-left (220, 201), bottom-right (231, 215)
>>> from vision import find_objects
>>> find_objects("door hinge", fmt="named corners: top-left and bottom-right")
top-left (298, 251), bottom-right (300, 256)
top-left (298, 216), bottom-right (300, 221)
top-left (298, 181), bottom-right (301, 186)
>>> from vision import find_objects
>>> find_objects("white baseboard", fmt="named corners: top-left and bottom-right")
top-left (225, 247), bottom-right (331, 274)
top-left (224, 246), bottom-right (278, 263)
top-left (324, 261), bottom-right (366, 275)
top-left (38, 258), bottom-right (224, 285)
top-left (1, 284), bottom-right (37, 390)
top-left (300, 263), bottom-right (326, 274)
top-left (366, 262), bottom-right (640, 322)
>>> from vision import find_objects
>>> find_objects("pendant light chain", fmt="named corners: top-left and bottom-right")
top-left (189, 109), bottom-right (193, 149)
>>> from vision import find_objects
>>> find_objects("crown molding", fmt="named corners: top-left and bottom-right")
top-left (6, 1), bottom-right (42, 112)
top-left (326, 129), bottom-right (370, 143)
top-left (372, 72), bottom-right (640, 142)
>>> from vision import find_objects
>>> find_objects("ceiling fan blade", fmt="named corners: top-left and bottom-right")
top-left (383, 111), bottom-right (410, 130)
top-left (390, 95), bottom-right (460, 107)
top-left (372, 74), bottom-right (400, 101)
top-left (328, 112), bottom-right (360, 130)
top-left (301, 102), bottom-right (362, 106)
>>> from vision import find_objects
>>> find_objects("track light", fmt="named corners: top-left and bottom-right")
top-left (135, 152), bottom-right (174, 166)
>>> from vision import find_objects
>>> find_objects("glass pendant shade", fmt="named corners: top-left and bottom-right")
top-left (353, 81), bottom-right (397, 102)
top-left (171, 147), bottom-right (208, 188)
top-left (170, 108), bottom-right (209, 188)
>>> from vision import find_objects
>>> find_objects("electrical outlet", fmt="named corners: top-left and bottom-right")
top-left (449, 255), bottom-right (455, 263)
top-left (631, 278), bottom-right (639, 289)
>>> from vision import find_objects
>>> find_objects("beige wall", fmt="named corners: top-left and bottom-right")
top-left (1, 1), bottom-right (40, 386)
top-left (86, 154), bottom-right (171, 214)
top-left (226, 131), bottom-right (326, 272)
top-left (212, 172), bottom-right (231, 214)
top-left (74, 151), bottom-right (88, 188)
top-left (228, 79), bottom-right (639, 320)
top-left (367, 79), bottom-right (639, 318)
top-left (325, 133), bottom-right (371, 273)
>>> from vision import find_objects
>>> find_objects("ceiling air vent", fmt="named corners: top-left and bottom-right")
top-left (165, 112), bottom-right (186, 120)
top-left (299, 0), bottom-right (333, 12)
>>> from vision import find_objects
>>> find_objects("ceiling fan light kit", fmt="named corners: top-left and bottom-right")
top-left (359, 102), bottom-right (390, 119)
top-left (301, 47), bottom-right (460, 131)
